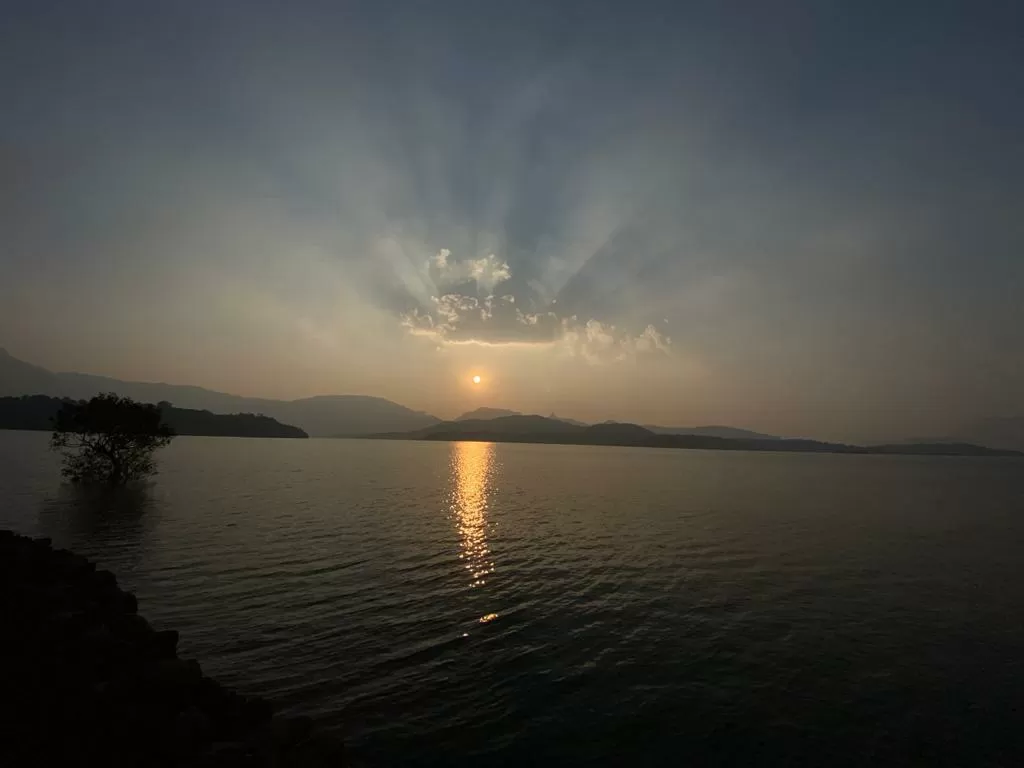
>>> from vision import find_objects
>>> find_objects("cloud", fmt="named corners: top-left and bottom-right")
top-left (401, 292), bottom-right (559, 345)
top-left (400, 248), bottom-right (671, 362)
top-left (559, 317), bottom-right (672, 364)
top-left (426, 249), bottom-right (511, 293)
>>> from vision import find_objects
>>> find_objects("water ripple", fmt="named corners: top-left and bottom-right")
top-left (1, 432), bottom-right (1024, 765)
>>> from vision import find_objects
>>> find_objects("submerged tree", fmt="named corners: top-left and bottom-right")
top-left (50, 394), bottom-right (175, 485)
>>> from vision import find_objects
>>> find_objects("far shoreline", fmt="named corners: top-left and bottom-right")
top-left (358, 430), bottom-right (1023, 459)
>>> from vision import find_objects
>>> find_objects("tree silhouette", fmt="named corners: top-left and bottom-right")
top-left (50, 393), bottom-right (175, 485)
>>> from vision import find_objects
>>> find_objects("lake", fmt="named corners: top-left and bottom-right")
top-left (1, 430), bottom-right (1023, 766)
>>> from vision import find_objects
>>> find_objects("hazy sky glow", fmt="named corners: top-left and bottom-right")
top-left (2, 1), bottom-right (1022, 441)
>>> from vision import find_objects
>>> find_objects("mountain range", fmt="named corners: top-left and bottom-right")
top-left (453, 407), bottom-right (777, 440)
top-left (455, 407), bottom-right (588, 427)
top-left (0, 348), bottom-right (434, 438)
top-left (455, 407), bottom-right (521, 421)
top-left (2, 348), bottom-right (1022, 449)
top-left (370, 415), bottom-right (1021, 457)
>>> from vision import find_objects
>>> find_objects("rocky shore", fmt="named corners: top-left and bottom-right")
top-left (0, 530), bottom-right (344, 767)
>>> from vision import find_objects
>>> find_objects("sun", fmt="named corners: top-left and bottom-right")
top-left (472, 375), bottom-right (482, 385)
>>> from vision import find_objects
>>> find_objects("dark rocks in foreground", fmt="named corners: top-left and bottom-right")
top-left (0, 530), bottom-right (343, 767)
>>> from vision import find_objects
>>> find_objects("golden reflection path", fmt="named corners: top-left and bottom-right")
top-left (448, 441), bottom-right (496, 589)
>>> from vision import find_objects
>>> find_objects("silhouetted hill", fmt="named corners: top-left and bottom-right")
top-left (644, 424), bottom-right (783, 440)
top-left (455, 407), bottom-right (521, 421)
top-left (456, 407), bottom-right (592, 427)
top-left (582, 422), bottom-right (657, 443)
top-left (284, 395), bottom-right (436, 436)
top-left (950, 417), bottom-right (1024, 452)
top-left (414, 415), bottom-right (579, 438)
top-left (897, 417), bottom-right (1024, 452)
top-left (0, 348), bottom-right (58, 396)
top-left (0, 350), bottom-right (438, 437)
top-left (6, 349), bottom-right (1022, 451)
top-left (370, 416), bottom-right (1021, 457)
top-left (549, 413), bottom-right (589, 426)
top-left (159, 405), bottom-right (307, 438)
top-left (0, 395), bottom-right (308, 438)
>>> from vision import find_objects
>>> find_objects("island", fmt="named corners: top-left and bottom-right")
top-left (0, 395), bottom-right (308, 439)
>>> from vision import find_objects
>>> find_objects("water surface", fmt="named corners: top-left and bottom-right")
top-left (1, 431), bottom-right (1022, 765)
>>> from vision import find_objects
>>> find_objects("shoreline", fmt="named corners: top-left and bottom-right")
top-left (0, 529), bottom-right (344, 767)
top-left (362, 432), bottom-right (1023, 458)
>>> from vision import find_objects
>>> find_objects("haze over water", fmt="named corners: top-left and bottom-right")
top-left (2, 430), bottom-right (1023, 765)
top-left (4, 2), bottom-right (1023, 443)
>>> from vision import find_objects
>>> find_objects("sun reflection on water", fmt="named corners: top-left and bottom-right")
top-left (448, 441), bottom-right (496, 588)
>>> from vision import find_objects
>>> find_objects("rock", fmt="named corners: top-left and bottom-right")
top-left (149, 658), bottom-right (204, 690)
top-left (203, 741), bottom-right (251, 768)
top-left (40, 583), bottom-right (77, 610)
top-left (0, 531), bottom-right (346, 767)
top-left (108, 612), bottom-right (152, 647)
top-left (136, 658), bottom-right (205, 717)
top-left (92, 569), bottom-right (118, 592)
top-left (284, 732), bottom-right (346, 768)
top-left (241, 696), bottom-right (274, 727)
top-left (82, 623), bottom-right (117, 652)
top-left (174, 705), bottom-right (214, 755)
top-left (194, 676), bottom-right (230, 710)
top-left (271, 716), bottom-right (314, 748)
top-left (150, 629), bottom-right (180, 658)
top-left (121, 591), bottom-right (138, 614)
top-left (51, 549), bottom-right (95, 578)
top-left (64, 609), bottom-right (98, 637)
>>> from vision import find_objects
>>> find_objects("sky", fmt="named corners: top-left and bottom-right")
top-left (1, 0), bottom-right (1022, 442)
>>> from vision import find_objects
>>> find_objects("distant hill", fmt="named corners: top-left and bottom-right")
top-left (951, 417), bottom-right (1024, 452)
top-left (0, 395), bottom-right (308, 438)
top-left (427, 415), bottom-right (578, 437)
top-left (455, 407), bottom-right (592, 427)
top-left (643, 424), bottom-right (783, 440)
top-left (584, 422), bottom-right (658, 443)
top-left (371, 415), bottom-right (1021, 457)
top-left (549, 413), bottom-right (589, 427)
top-left (0, 349), bottom-right (438, 437)
top-left (898, 417), bottom-right (1024, 452)
top-left (0, 348), bottom-right (54, 395)
top-left (6, 348), bottom-right (1022, 451)
top-left (455, 407), bottom-right (521, 421)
